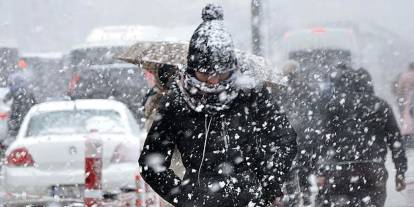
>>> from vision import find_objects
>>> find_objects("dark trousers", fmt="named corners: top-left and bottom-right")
top-left (283, 168), bottom-right (312, 207)
top-left (316, 163), bottom-right (387, 207)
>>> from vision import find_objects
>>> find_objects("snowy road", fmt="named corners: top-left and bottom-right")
top-left (385, 148), bottom-right (414, 207)
top-left (0, 151), bottom-right (412, 206)
top-left (0, 167), bottom-right (4, 206)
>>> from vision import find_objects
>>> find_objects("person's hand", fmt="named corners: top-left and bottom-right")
top-left (316, 176), bottom-right (327, 189)
top-left (302, 192), bottom-right (312, 206)
top-left (396, 174), bottom-right (406, 192)
top-left (271, 197), bottom-right (283, 207)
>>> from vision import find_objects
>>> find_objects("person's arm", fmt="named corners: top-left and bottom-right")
top-left (3, 89), bottom-right (14, 104)
top-left (395, 74), bottom-right (404, 96)
top-left (138, 101), bottom-right (183, 205)
top-left (384, 104), bottom-right (407, 190)
top-left (256, 88), bottom-right (298, 204)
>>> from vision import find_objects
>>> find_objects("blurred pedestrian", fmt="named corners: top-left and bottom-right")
top-left (396, 62), bottom-right (414, 146)
top-left (138, 4), bottom-right (297, 206)
top-left (4, 65), bottom-right (37, 138)
top-left (273, 60), bottom-right (316, 207)
top-left (315, 68), bottom-right (407, 207)
top-left (142, 64), bottom-right (177, 130)
top-left (141, 64), bottom-right (186, 184)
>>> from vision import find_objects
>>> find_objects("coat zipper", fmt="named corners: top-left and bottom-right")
top-left (198, 114), bottom-right (213, 186)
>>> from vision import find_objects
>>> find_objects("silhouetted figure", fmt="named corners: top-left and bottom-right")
top-left (5, 74), bottom-right (37, 137)
top-left (315, 68), bottom-right (407, 207)
top-left (395, 62), bottom-right (414, 146)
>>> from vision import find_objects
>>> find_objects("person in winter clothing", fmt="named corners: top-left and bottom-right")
top-left (395, 62), bottom-right (414, 146)
top-left (315, 68), bottom-right (407, 207)
top-left (142, 64), bottom-right (178, 130)
top-left (141, 64), bottom-right (186, 181)
top-left (138, 4), bottom-right (297, 207)
top-left (269, 60), bottom-right (316, 207)
top-left (5, 73), bottom-right (37, 137)
top-left (396, 63), bottom-right (414, 109)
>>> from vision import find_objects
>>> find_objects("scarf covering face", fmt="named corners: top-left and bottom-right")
top-left (178, 72), bottom-right (239, 114)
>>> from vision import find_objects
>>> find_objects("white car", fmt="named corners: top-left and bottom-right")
top-left (1, 99), bottom-right (146, 206)
top-left (0, 87), bottom-right (10, 142)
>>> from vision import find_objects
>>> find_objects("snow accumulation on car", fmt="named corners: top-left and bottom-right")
top-left (85, 24), bottom-right (192, 45)
top-left (1, 99), bottom-right (146, 206)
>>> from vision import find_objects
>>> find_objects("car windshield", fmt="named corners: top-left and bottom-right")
top-left (26, 109), bottom-right (125, 136)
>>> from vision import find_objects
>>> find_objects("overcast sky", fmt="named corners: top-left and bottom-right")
top-left (0, 0), bottom-right (250, 52)
top-left (0, 0), bottom-right (413, 54)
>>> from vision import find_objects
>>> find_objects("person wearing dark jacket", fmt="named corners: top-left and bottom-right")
top-left (272, 60), bottom-right (318, 206)
top-left (139, 4), bottom-right (297, 207)
top-left (315, 68), bottom-right (407, 207)
top-left (5, 74), bottom-right (37, 137)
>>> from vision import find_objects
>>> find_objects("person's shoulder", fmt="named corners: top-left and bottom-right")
top-left (238, 84), bottom-right (281, 112)
top-left (377, 97), bottom-right (393, 111)
top-left (157, 81), bottom-right (191, 115)
top-left (237, 83), bottom-right (272, 100)
top-left (262, 81), bottom-right (288, 94)
top-left (365, 95), bottom-right (393, 114)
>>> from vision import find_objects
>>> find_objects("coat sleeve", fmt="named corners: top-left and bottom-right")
top-left (3, 91), bottom-right (12, 103)
top-left (384, 104), bottom-right (407, 176)
top-left (138, 100), bottom-right (183, 205)
top-left (256, 88), bottom-right (298, 204)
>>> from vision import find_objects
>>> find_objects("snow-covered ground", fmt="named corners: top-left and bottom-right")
top-left (0, 151), bottom-right (412, 206)
top-left (386, 148), bottom-right (414, 207)
top-left (0, 166), bottom-right (4, 206)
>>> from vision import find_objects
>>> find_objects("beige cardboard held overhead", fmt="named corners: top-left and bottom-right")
top-left (116, 41), bottom-right (189, 73)
top-left (117, 41), bottom-right (268, 74)
top-left (116, 41), bottom-right (272, 90)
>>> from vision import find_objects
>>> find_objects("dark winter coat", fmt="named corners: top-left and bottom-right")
top-left (268, 79), bottom-right (327, 195)
top-left (317, 85), bottom-right (407, 177)
top-left (139, 82), bottom-right (297, 207)
top-left (7, 87), bottom-right (37, 137)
